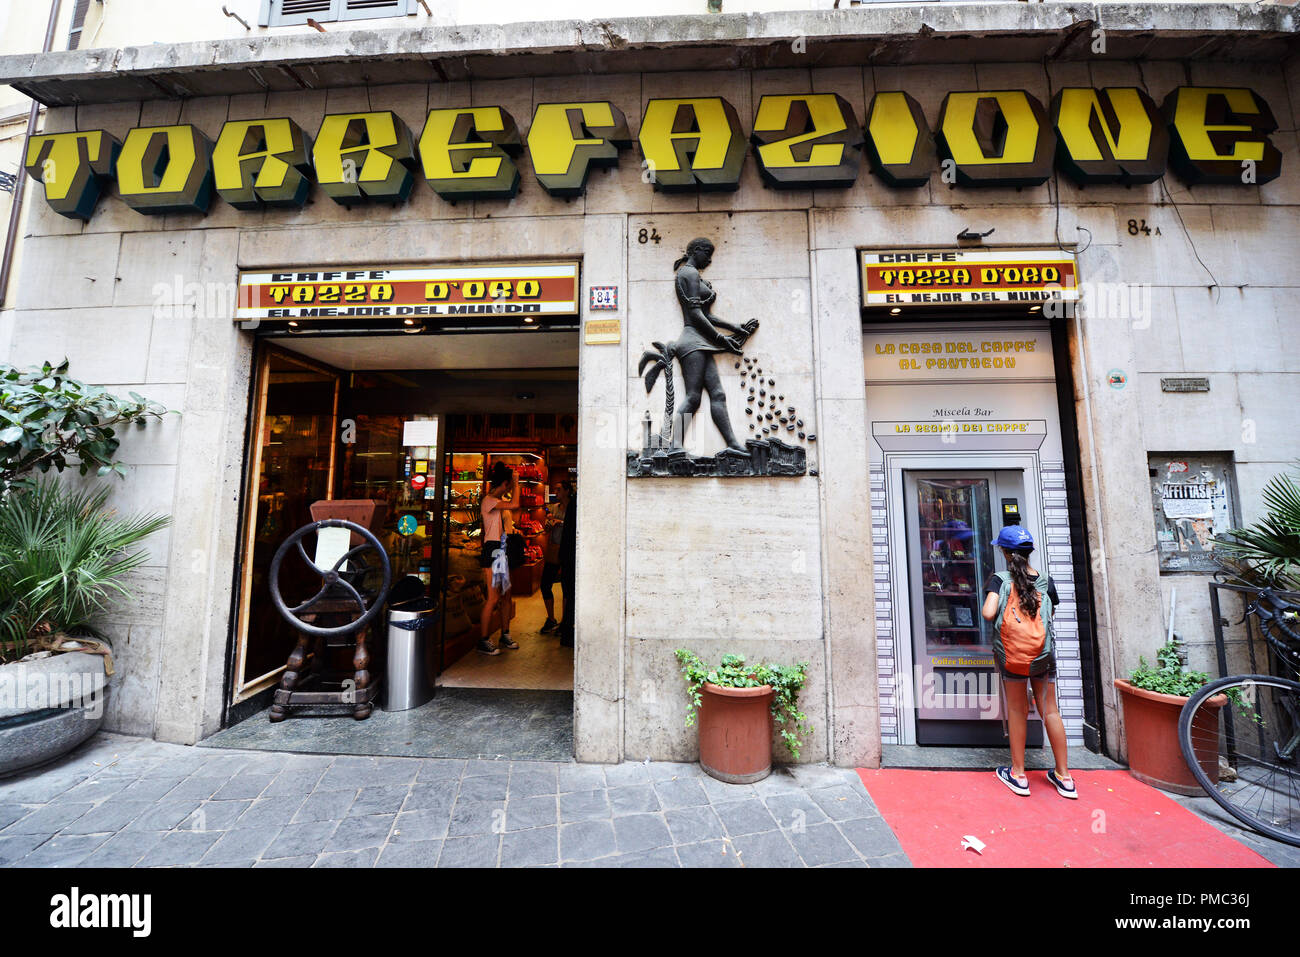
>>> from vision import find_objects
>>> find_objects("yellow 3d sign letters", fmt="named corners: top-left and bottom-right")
top-left (116, 125), bottom-right (214, 215)
top-left (1051, 87), bottom-right (1167, 185)
top-left (24, 129), bottom-right (120, 221)
top-left (751, 94), bottom-right (863, 189)
top-left (419, 106), bottom-right (523, 200)
top-left (638, 97), bottom-right (746, 191)
top-left (314, 110), bottom-right (418, 205)
top-left (936, 91), bottom-right (1055, 187)
top-left (864, 91), bottom-right (936, 188)
top-left (528, 102), bottom-right (631, 197)
top-left (1163, 87), bottom-right (1282, 186)
top-left (23, 85), bottom-right (1283, 220)
top-left (212, 118), bottom-right (314, 209)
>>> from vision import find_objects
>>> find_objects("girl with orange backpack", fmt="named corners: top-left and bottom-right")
top-left (980, 525), bottom-right (1076, 799)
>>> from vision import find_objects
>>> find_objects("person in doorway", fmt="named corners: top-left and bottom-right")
top-left (539, 480), bottom-right (573, 634)
top-left (478, 461), bottom-right (518, 655)
top-left (980, 525), bottom-right (1075, 799)
top-left (556, 481), bottom-right (576, 648)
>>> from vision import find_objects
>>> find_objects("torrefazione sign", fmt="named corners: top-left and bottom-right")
top-left (23, 86), bottom-right (1283, 221)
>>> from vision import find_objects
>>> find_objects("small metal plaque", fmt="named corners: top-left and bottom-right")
top-left (1161, 376), bottom-right (1210, 393)
top-left (584, 318), bottom-right (621, 345)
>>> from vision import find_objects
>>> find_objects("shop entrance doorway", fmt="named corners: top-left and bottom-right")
top-left (217, 330), bottom-right (580, 761)
top-left (865, 318), bottom-right (1092, 752)
top-left (436, 412), bottom-right (577, 691)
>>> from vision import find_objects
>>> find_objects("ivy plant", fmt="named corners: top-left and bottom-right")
top-left (1128, 638), bottom-right (1209, 698)
top-left (674, 649), bottom-right (812, 760)
top-left (0, 360), bottom-right (171, 490)
top-left (1128, 636), bottom-right (1255, 718)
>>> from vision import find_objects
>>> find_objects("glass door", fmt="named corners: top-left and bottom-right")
top-left (904, 470), bottom-right (1036, 745)
top-left (232, 348), bottom-right (341, 702)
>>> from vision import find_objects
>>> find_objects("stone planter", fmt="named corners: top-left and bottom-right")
top-left (696, 682), bottom-right (775, 784)
top-left (1114, 678), bottom-right (1226, 796)
top-left (0, 644), bottom-right (111, 777)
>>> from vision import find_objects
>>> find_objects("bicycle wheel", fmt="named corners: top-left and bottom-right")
top-left (1178, 674), bottom-right (1300, 847)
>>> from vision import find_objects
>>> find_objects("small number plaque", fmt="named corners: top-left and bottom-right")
top-left (589, 285), bottom-right (618, 311)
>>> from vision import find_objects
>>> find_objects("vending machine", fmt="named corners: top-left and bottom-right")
top-left (903, 470), bottom-right (1044, 745)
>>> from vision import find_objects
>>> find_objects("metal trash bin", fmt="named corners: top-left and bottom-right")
top-left (383, 597), bottom-right (439, 712)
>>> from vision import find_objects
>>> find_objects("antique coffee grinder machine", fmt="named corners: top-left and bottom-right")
top-left (267, 501), bottom-right (391, 721)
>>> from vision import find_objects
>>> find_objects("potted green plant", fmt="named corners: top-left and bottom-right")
top-left (0, 359), bottom-right (173, 774)
top-left (1113, 637), bottom-right (1228, 795)
top-left (0, 479), bottom-right (169, 776)
top-left (674, 649), bottom-right (811, 784)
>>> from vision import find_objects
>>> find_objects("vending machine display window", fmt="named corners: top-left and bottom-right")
top-left (915, 478), bottom-right (997, 656)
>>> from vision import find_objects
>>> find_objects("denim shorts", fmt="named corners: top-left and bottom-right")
top-left (1000, 665), bottom-right (1057, 683)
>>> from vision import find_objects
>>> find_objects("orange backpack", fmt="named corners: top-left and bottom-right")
top-left (992, 571), bottom-right (1055, 677)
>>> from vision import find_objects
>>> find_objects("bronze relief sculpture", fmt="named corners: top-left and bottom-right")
top-left (630, 237), bottom-right (809, 478)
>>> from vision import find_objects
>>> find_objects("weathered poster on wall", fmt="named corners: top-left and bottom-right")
top-left (1149, 455), bottom-right (1236, 573)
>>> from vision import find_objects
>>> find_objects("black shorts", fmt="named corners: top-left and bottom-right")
top-left (479, 542), bottom-right (499, 569)
top-left (541, 562), bottom-right (561, 589)
top-left (1000, 665), bottom-right (1057, 683)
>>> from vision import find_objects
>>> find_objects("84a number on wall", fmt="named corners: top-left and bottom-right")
top-left (1127, 218), bottom-right (1161, 237)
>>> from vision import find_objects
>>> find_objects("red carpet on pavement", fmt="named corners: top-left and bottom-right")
top-left (856, 768), bottom-right (1274, 868)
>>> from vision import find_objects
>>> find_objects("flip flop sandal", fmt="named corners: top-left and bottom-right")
top-left (1047, 770), bottom-right (1078, 799)
top-left (996, 766), bottom-right (1030, 796)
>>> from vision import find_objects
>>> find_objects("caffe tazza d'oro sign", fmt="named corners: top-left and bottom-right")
top-left (861, 249), bottom-right (1079, 308)
top-left (25, 86), bottom-right (1282, 221)
top-left (235, 262), bottom-right (580, 321)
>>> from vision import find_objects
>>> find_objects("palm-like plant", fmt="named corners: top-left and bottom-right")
top-left (0, 479), bottom-right (170, 663)
top-left (1212, 462), bottom-right (1300, 590)
top-left (637, 341), bottom-right (675, 445)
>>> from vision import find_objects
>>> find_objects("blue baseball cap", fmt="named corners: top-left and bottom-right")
top-left (992, 525), bottom-right (1035, 551)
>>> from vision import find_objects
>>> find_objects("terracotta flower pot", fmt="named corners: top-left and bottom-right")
top-left (1114, 678), bottom-right (1227, 796)
top-left (696, 682), bottom-right (775, 784)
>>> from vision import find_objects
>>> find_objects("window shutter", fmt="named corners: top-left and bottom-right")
top-left (261, 0), bottom-right (414, 26)
top-left (262, 0), bottom-right (340, 27)
top-left (67, 0), bottom-right (92, 50)
top-left (338, 0), bottom-right (417, 21)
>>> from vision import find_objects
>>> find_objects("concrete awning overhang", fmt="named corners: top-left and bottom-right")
top-left (0, 3), bottom-right (1296, 108)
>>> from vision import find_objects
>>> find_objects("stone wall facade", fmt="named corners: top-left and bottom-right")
top-left (4, 56), bottom-right (1297, 766)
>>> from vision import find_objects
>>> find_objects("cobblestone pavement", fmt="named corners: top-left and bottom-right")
top-left (0, 733), bottom-right (910, 868)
